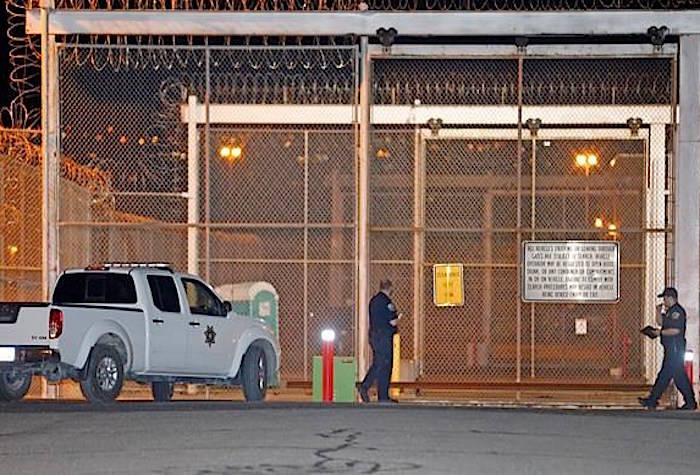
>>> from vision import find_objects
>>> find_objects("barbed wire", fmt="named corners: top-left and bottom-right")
top-left (3, 0), bottom-right (42, 129)
top-left (0, 127), bottom-right (112, 193)
top-left (3, 0), bottom-right (697, 128)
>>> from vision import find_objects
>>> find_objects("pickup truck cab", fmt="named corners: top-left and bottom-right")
top-left (0, 263), bottom-right (280, 403)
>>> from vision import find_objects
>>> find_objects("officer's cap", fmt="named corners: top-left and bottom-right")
top-left (657, 287), bottom-right (678, 299)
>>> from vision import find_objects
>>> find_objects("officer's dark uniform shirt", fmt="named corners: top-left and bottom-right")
top-left (660, 303), bottom-right (686, 348)
top-left (369, 291), bottom-right (397, 337)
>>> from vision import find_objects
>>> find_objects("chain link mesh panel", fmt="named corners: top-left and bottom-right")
top-left (518, 134), bottom-right (648, 382)
top-left (369, 127), bottom-right (416, 360)
top-left (422, 136), bottom-right (520, 382)
top-left (57, 45), bottom-right (358, 381)
top-left (0, 128), bottom-right (42, 301)
top-left (371, 55), bottom-right (673, 385)
top-left (517, 57), bottom-right (668, 384)
top-left (55, 41), bottom-right (673, 388)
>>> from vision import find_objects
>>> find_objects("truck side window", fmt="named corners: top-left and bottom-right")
top-left (147, 275), bottom-right (181, 313)
top-left (182, 279), bottom-right (225, 317)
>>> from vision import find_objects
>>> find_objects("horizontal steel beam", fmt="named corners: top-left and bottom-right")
top-left (368, 44), bottom-right (677, 58)
top-left (26, 9), bottom-right (700, 36)
top-left (181, 103), bottom-right (672, 125)
top-left (286, 380), bottom-right (651, 391)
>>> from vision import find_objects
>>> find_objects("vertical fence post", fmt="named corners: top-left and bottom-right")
top-left (412, 123), bottom-right (424, 375)
top-left (41, 0), bottom-right (58, 301)
top-left (304, 130), bottom-right (309, 380)
top-left (647, 123), bottom-right (666, 382)
top-left (357, 37), bottom-right (371, 380)
top-left (204, 42), bottom-right (211, 282)
top-left (515, 56), bottom-right (523, 384)
top-left (40, 0), bottom-right (59, 400)
top-left (677, 35), bottom-right (700, 400)
top-left (530, 129), bottom-right (537, 379)
top-left (187, 95), bottom-right (200, 276)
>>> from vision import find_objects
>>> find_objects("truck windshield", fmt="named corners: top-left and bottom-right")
top-left (53, 273), bottom-right (137, 305)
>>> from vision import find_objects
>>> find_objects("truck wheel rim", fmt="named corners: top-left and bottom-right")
top-left (3, 370), bottom-right (27, 391)
top-left (96, 357), bottom-right (118, 391)
top-left (257, 356), bottom-right (265, 391)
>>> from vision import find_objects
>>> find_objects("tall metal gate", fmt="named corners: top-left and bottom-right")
top-left (368, 49), bottom-right (674, 384)
top-left (54, 42), bottom-right (674, 385)
top-left (57, 45), bottom-right (359, 381)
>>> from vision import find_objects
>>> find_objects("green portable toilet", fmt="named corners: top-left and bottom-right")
top-left (216, 281), bottom-right (280, 386)
top-left (216, 281), bottom-right (279, 338)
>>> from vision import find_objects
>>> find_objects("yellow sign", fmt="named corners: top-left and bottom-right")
top-left (433, 264), bottom-right (464, 307)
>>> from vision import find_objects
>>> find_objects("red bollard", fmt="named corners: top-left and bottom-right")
top-left (685, 349), bottom-right (694, 385)
top-left (321, 329), bottom-right (336, 402)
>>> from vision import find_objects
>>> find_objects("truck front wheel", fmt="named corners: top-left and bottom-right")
top-left (0, 368), bottom-right (32, 402)
top-left (241, 346), bottom-right (267, 402)
top-left (80, 345), bottom-right (124, 403)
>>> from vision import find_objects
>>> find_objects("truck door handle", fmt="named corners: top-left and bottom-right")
top-left (152, 319), bottom-right (164, 324)
top-left (189, 321), bottom-right (200, 327)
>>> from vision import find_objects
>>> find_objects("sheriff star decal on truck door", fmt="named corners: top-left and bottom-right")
top-left (204, 325), bottom-right (216, 347)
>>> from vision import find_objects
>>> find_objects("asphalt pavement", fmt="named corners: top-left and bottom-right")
top-left (1, 401), bottom-right (699, 475)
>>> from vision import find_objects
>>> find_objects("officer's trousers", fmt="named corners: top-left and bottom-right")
top-left (649, 343), bottom-right (696, 406)
top-left (360, 333), bottom-right (394, 401)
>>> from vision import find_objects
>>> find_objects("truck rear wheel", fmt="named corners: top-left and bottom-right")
top-left (241, 346), bottom-right (267, 402)
top-left (0, 368), bottom-right (32, 402)
top-left (80, 345), bottom-right (124, 403)
top-left (151, 382), bottom-right (174, 402)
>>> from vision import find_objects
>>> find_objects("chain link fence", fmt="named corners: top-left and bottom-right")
top-left (0, 128), bottom-right (43, 301)
top-left (370, 54), bottom-right (673, 384)
top-left (52, 42), bottom-right (674, 387)
top-left (0, 127), bottom-right (112, 303)
top-left (58, 45), bottom-right (358, 381)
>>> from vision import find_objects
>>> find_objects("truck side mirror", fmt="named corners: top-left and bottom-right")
top-left (223, 301), bottom-right (232, 314)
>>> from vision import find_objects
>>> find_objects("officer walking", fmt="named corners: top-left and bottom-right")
top-left (639, 287), bottom-right (697, 410)
top-left (359, 279), bottom-right (400, 403)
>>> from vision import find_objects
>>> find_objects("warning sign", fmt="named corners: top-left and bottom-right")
top-left (433, 264), bottom-right (464, 307)
top-left (522, 240), bottom-right (619, 303)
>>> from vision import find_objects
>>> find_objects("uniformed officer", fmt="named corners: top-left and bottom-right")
top-left (639, 287), bottom-right (697, 410)
top-left (359, 279), bottom-right (400, 403)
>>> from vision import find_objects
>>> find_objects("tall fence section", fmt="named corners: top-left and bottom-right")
top-left (368, 53), bottom-right (673, 385)
top-left (3, 42), bottom-right (676, 388)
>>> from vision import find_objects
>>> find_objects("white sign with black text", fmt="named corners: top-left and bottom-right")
top-left (522, 240), bottom-right (619, 302)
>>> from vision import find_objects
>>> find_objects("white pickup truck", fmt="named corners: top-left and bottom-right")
top-left (0, 264), bottom-right (280, 403)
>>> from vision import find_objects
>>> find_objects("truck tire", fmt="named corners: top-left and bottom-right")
top-left (151, 382), bottom-right (174, 402)
top-left (241, 346), bottom-right (267, 402)
top-left (80, 345), bottom-right (124, 403)
top-left (0, 368), bottom-right (32, 402)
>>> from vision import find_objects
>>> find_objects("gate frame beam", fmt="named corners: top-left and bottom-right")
top-left (25, 9), bottom-right (700, 37)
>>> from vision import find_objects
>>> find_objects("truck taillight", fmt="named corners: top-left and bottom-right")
top-left (49, 309), bottom-right (63, 339)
